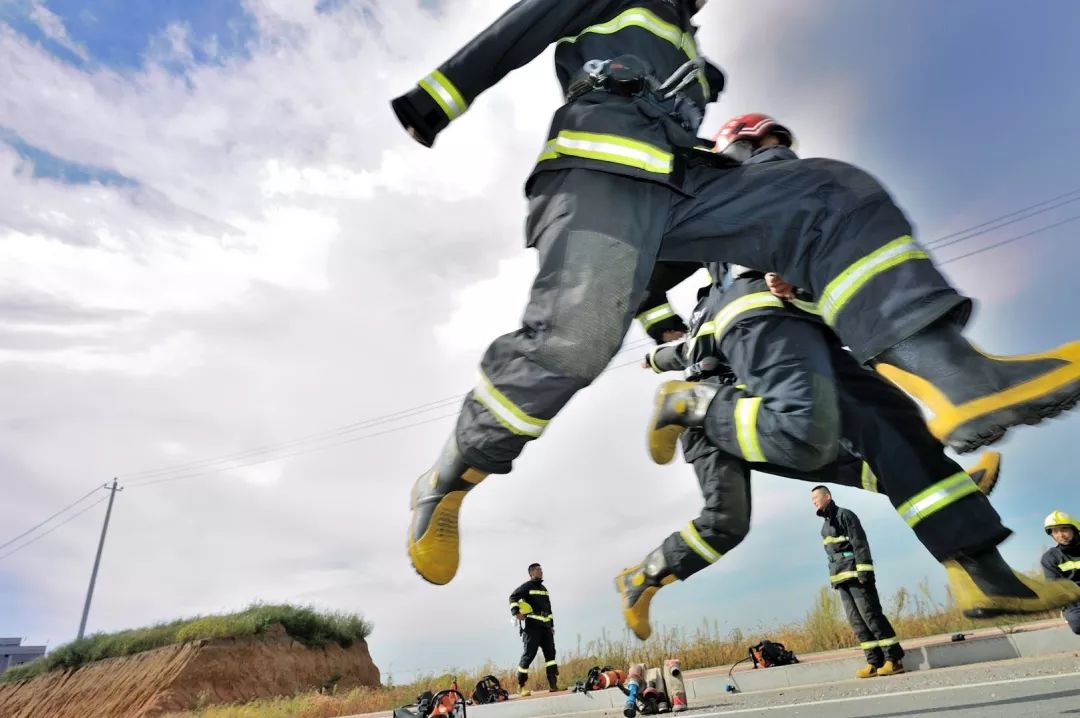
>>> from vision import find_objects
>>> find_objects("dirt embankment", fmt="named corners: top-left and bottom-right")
top-left (0, 624), bottom-right (380, 718)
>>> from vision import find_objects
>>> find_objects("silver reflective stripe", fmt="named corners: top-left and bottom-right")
top-left (418, 70), bottom-right (468, 120)
top-left (896, 472), bottom-right (978, 527)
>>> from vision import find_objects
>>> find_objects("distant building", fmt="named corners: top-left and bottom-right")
top-left (0, 638), bottom-right (46, 672)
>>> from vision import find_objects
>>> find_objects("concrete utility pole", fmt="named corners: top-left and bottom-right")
top-left (77, 478), bottom-right (122, 640)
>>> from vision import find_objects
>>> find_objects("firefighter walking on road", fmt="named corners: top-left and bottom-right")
top-left (1042, 511), bottom-right (1080, 634)
top-left (509, 563), bottom-right (560, 695)
top-left (811, 486), bottom-right (905, 678)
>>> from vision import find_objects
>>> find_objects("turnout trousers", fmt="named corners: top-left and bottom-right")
top-left (837, 580), bottom-right (905, 666)
top-left (455, 163), bottom-right (967, 474)
top-left (658, 318), bottom-right (1008, 580)
top-left (517, 622), bottom-right (557, 687)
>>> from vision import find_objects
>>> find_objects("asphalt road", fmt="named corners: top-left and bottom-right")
top-left (569, 654), bottom-right (1080, 718)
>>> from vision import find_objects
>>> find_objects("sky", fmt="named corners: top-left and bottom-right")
top-left (1, 0), bottom-right (1079, 682)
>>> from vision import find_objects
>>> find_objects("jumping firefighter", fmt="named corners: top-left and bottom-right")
top-left (1041, 511), bottom-right (1080, 634)
top-left (509, 563), bottom-right (560, 695)
top-left (616, 114), bottom-right (1079, 639)
top-left (811, 485), bottom-right (905, 677)
top-left (392, 2), bottom-right (1080, 605)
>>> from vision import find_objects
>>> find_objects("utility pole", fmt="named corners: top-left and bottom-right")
top-left (77, 478), bottom-right (122, 640)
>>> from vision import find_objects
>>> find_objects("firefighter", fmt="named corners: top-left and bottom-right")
top-left (811, 486), bottom-right (905, 677)
top-left (620, 252), bottom-right (1000, 640)
top-left (394, 2), bottom-right (1080, 598)
top-left (617, 115), bottom-right (1079, 639)
top-left (509, 563), bottom-right (560, 695)
top-left (1041, 511), bottom-right (1080, 634)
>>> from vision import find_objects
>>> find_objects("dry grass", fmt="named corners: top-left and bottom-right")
top-left (170, 581), bottom-right (1054, 718)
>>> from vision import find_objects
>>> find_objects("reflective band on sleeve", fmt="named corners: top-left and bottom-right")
top-left (831, 570), bottom-right (859, 583)
top-left (637, 303), bottom-right (675, 329)
top-left (537, 131), bottom-right (673, 174)
top-left (647, 347), bottom-right (662, 373)
top-left (860, 463), bottom-right (879, 493)
top-left (1059, 560), bottom-right (1080, 571)
top-left (473, 371), bottom-right (549, 437)
top-left (823, 535), bottom-right (849, 545)
top-left (734, 397), bottom-right (766, 462)
top-left (820, 236), bottom-right (930, 326)
top-left (418, 69), bottom-right (468, 121)
top-left (686, 320), bottom-right (715, 354)
top-left (896, 472), bottom-right (979, 528)
top-left (529, 590), bottom-right (549, 596)
top-left (680, 520), bottom-right (722, 564)
top-left (712, 292), bottom-right (785, 340)
top-left (856, 564), bottom-right (875, 573)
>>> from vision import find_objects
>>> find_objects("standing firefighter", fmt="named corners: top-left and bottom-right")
top-left (812, 486), bottom-right (905, 677)
top-left (509, 563), bottom-right (560, 695)
top-left (392, 1), bottom-right (1080, 612)
top-left (1042, 511), bottom-right (1080, 634)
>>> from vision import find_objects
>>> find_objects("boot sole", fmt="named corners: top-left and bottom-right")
top-left (944, 378), bottom-right (1080, 453)
top-left (408, 473), bottom-right (466, 586)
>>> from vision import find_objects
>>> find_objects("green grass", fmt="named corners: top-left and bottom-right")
top-left (1, 603), bottom-right (372, 685)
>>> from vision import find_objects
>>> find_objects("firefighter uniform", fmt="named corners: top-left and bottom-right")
top-left (509, 578), bottom-right (559, 691)
top-left (1041, 511), bottom-right (1080, 634)
top-left (820, 500), bottom-right (904, 675)
top-left (617, 274), bottom-right (1003, 640)
top-left (397, 0), bottom-right (1080, 588)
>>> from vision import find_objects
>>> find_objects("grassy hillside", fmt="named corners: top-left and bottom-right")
top-left (1, 603), bottom-right (371, 684)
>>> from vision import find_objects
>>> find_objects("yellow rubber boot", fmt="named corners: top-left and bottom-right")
top-left (615, 548), bottom-right (677, 641)
top-left (647, 381), bottom-right (720, 464)
top-left (408, 439), bottom-right (488, 585)
top-left (855, 664), bottom-right (878, 679)
top-left (877, 338), bottom-right (1080, 453)
top-left (944, 549), bottom-right (1080, 618)
top-left (877, 660), bottom-right (905, 676)
top-left (517, 687), bottom-right (531, 698)
top-left (966, 451), bottom-right (1001, 496)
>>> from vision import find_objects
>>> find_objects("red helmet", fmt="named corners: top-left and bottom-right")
top-left (712, 113), bottom-right (794, 152)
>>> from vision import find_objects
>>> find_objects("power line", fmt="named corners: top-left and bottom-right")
top-left (0, 495), bottom-right (108, 564)
top-left (0, 484), bottom-right (105, 552)
top-left (923, 188), bottom-right (1080, 250)
top-left (926, 193), bottom-right (1080, 252)
top-left (938, 213), bottom-right (1080, 266)
top-left (117, 336), bottom-right (656, 484)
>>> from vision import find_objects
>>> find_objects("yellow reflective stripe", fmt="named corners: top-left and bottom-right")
top-left (823, 535), bottom-right (849, 545)
top-left (876, 636), bottom-right (898, 647)
top-left (558, 8), bottom-right (708, 95)
top-left (896, 472), bottom-right (979, 528)
top-left (517, 667), bottom-right (530, 674)
top-left (831, 570), bottom-right (859, 583)
top-left (528, 590), bottom-right (549, 596)
top-left (1059, 560), bottom-right (1080, 571)
top-left (856, 564), bottom-right (875, 573)
top-left (788, 296), bottom-right (821, 316)
top-left (538, 131), bottom-right (673, 174)
top-left (734, 397), bottom-right (766, 462)
top-left (545, 660), bottom-right (558, 667)
top-left (418, 70), bottom-right (468, 121)
top-left (473, 371), bottom-right (549, 437)
top-left (526, 614), bottom-right (553, 622)
top-left (859, 640), bottom-right (878, 650)
top-left (860, 463), bottom-right (879, 493)
top-left (680, 520), bottom-right (722, 564)
top-left (820, 236), bottom-right (930, 326)
top-left (712, 292), bottom-right (785, 340)
top-left (686, 320), bottom-right (715, 354)
top-left (647, 346), bottom-right (662, 373)
top-left (637, 303), bottom-right (675, 329)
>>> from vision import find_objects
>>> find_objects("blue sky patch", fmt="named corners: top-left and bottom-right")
top-left (0, 128), bottom-right (137, 187)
